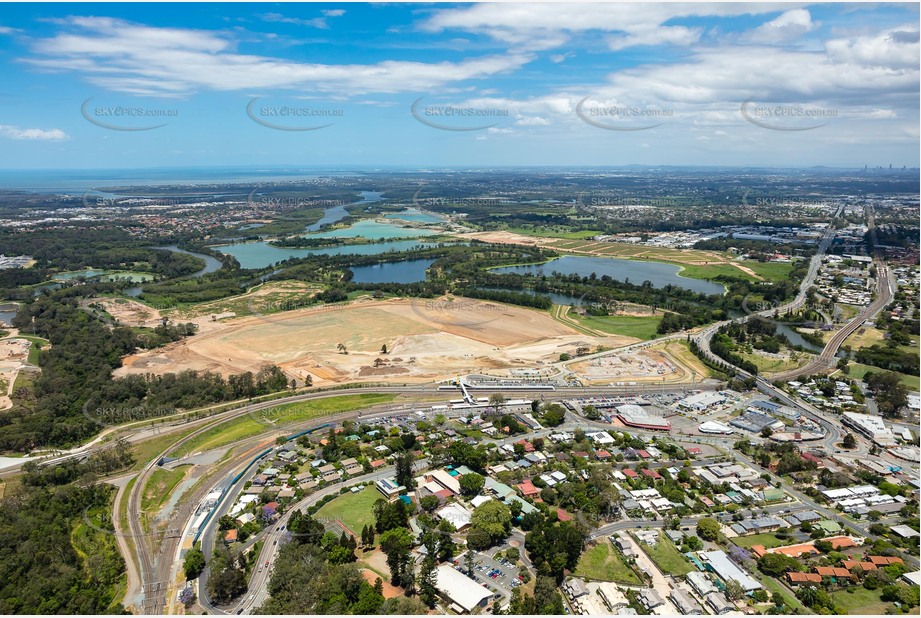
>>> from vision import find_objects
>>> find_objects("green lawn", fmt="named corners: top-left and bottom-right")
top-left (843, 362), bottom-right (920, 391)
top-left (640, 536), bottom-right (693, 575)
top-left (257, 393), bottom-right (397, 426)
top-left (507, 226), bottom-right (602, 240)
top-left (575, 540), bottom-right (642, 584)
top-left (743, 261), bottom-right (795, 282)
top-left (677, 262), bottom-right (757, 282)
top-left (739, 350), bottom-right (811, 375)
top-left (570, 313), bottom-right (662, 340)
top-left (140, 466), bottom-right (187, 512)
top-left (733, 533), bottom-right (788, 549)
top-left (128, 427), bottom-right (198, 471)
top-left (13, 334), bottom-right (50, 365)
top-left (760, 575), bottom-right (806, 612)
top-left (170, 416), bottom-right (267, 457)
top-left (315, 486), bottom-right (381, 536)
top-left (830, 586), bottom-right (887, 614)
top-left (172, 393), bottom-right (397, 457)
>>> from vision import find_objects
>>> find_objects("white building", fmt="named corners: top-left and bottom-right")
top-left (678, 391), bottom-right (726, 412)
top-left (436, 564), bottom-right (492, 612)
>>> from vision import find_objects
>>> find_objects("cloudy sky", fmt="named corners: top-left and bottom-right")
top-left (0, 2), bottom-right (918, 169)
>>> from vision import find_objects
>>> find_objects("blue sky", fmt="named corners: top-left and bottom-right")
top-left (0, 2), bottom-right (918, 169)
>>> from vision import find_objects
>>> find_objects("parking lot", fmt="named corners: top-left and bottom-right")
top-left (454, 549), bottom-right (522, 604)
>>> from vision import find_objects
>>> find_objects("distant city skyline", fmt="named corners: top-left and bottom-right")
top-left (0, 2), bottom-right (918, 169)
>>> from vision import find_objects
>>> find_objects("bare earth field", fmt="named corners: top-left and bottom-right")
top-left (115, 297), bottom-right (637, 386)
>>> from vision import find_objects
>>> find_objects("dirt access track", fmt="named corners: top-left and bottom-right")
top-left (115, 297), bottom-right (637, 386)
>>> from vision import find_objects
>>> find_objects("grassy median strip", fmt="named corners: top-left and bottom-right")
top-left (171, 393), bottom-right (397, 457)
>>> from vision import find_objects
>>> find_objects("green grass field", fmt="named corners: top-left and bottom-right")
top-left (743, 261), bottom-right (795, 282)
top-left (12, 334), bottom-right (50, 365)
top-left (733, 533), bottom-right (789, 549)
top-left (740, 350), bottom-right (811, 375)
top-left (140, 466), bottom-right (188, 512)
top-left (830, 586), bottom-right (887, 614)
top-left (315, 486), bottom-right (381, 536)
top-left (678, 262), bottom-right (757, 282)
top-left (569, 312), bottom-right (663, 340)
top-left (507, 226), bottom-right (602, 240)
top-left (255, 393), bottom-right (397, 425)
top-left (843, 362), bottom-right (920, 391)
top-left (129, 426), bottom-right (198, 471)
top-left (172, 393), bottom-right (397, 457)
top-left (640, 536), bottom-right (693, 575)
top-left (574, 540), bottom-right (642, 584)
top-left (760, 575), bottom-right (806, 612)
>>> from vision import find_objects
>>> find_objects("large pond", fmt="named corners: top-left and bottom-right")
top-left (491, 255), bottom-right (725, 296)
top-left (214, 240), bottom-right (437, 270)
top-left (350, 259), bottom-right (434, 284)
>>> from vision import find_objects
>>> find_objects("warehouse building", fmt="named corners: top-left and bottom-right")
top-left (435, 564), bottom-right (492, 613)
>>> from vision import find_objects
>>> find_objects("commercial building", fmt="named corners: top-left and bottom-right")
top-left (616, 405), bottom-right (671, 431)
top-left (698, 421), bottom-right (734, 435)
top-left (699, 550), bottom-right (762, 592)
top-left (842, 412), bottom-right (896, 446)
top-left (436, 503), bottom-right (472, 530)
top-left (678, 391), bottom-right (725, 412)
top-left (435, 565), bottom-right (492, 613)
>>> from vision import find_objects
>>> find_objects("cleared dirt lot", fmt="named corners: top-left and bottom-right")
top-left (116, 297), bottom-right (636, 386)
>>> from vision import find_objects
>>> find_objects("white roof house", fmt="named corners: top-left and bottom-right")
top-left (587, 431), bottom-right (616, 445)
top-left (436, 503), bottom-right (473, 530)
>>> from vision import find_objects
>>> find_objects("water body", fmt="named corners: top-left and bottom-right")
top-left (304, 190), bottom-right (383, 232)
top-left (383, 208), bottom-right (445, 224)
top-left (53, 269), bottom-right (108, 280)
top-left (124, 246), bottom-right (223, 296)
top-left (215, 240), bottom-right (437, 270)
top-left (155, 246), bottom-right (223, 277)
top-left (350, 259), bottom-right (434, 284)
top-left (491, 255), bottom-right (725, 296)
top-left (0, 302), bottom-right (19, 326)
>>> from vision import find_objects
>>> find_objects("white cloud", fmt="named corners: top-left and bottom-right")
top-left (421, 3), bottom-right (804, 51)
top-left (260, 13), bottom-right (329, 29)
top-left (26, 17), bottom-right (534, 96)
top-left (826, 26), bottom-right (919, 69)
top-left (322, 10), bottom-right (345, 18)
top-left (0, 26), bottom-right (15, 35)
top-left (0, 125), bottom-right (69, 140)
top-left (746, 8), bottom-right (815, 44)
top-left (608, 25), bottom-right (701, 51)
top-left (515, 115), bottom-right (550, 126)
top-left (869, 109), bottom-right (897, 119)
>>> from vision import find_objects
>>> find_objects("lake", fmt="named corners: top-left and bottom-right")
top-left (350, 259), bottom-right (434, 284)
top-left (214, 239), bottom-right (437, 270)
top-left (305, 190), bottom-right (383, 232)
top-left (491, 255), bottom-right (725, 296)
